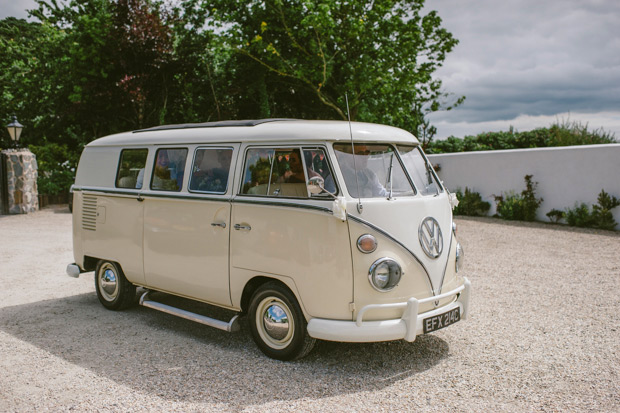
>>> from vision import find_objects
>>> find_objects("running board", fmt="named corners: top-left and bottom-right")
top-left (139, 291), bottom-right (240, 333)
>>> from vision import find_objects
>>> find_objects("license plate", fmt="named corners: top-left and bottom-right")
top-left (423, 307), bottom-right (461, 334)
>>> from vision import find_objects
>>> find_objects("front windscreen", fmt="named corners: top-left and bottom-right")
top-left (397, 145), bottom-right (442, 196)
top-left (334, 143), bottom-right (414, 198)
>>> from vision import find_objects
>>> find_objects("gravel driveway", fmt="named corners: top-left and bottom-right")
top-left (1, 206), bottom-right (618, 412)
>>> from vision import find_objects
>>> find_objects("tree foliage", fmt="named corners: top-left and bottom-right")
top-left (2, 0), bottom-right (461, 194)
top-left (207, 0), bottom-right (463, 128)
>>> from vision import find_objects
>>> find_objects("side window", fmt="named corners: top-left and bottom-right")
top-left (116, 149), bottom-right (148, 189)
top-left (241, 148), bottom-right (309, 198)
top-left (189, 148), bottom-right (233, 194)
top-left (302, 148), bottom-right (337, 196)
top-left (151, 148), bottom-right (188, 192)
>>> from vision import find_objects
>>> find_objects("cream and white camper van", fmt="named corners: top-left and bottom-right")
top-left (67, 119), bottom-right (470, 360)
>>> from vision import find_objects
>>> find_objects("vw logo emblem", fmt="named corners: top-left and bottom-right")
top-left (418, 217), bottom-right (443, 259)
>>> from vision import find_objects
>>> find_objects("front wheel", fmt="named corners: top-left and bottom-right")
top-left (94, 260), bottom-right (136, 310)
top-left (248, 282), bottom-right (316, 361)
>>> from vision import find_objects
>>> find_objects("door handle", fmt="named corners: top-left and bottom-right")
top-left (234, 224), bottom-right (251, 231)
top-left (211, 222), bottom-right (226, 228)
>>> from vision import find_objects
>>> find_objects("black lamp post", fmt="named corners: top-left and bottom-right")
top-left (6, 115), bottom-right (24, 149)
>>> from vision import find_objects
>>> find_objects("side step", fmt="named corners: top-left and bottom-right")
top-left (139, 291), bottom-right (240, 333)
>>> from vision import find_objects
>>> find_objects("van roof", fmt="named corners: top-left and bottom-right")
top-left (86, 119), bottom-right (419, 147)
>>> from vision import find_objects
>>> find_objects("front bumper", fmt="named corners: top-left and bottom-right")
top-left (307, 277), bottom-right (471, 342)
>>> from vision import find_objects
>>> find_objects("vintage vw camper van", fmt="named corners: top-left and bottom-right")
top-left (67, 119), bottom-right (470, 360)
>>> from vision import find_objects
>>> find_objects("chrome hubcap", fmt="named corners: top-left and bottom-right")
top-left (263, 304), bottom-right (290, 341)
top-left (98, 264), bottom-right (118, 301)
top-left (256, 297), bottom-right (294, 349)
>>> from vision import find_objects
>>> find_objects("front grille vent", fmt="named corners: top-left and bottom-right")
top-left (82, 195), bottom-right (97, 231)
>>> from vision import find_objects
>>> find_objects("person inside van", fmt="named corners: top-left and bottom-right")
top-left (279, 150), bottom-right (320, 184)
top-left (190, 148), bottom-right (233, 193)
top-left (335, 144), bottom-right (389, 198)
top-left (151, 149), bottom-right (186, 191)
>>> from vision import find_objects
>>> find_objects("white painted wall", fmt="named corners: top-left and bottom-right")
top-left (427, 144), bottom-right (620, 225)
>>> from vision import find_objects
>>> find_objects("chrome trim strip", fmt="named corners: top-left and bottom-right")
top-left (139, 192), bottom-right (229, 202)
top-left (232, 197), bottom-right (333, 214)
top-left (75, 186), bottom-right (230, 202)
top-left (75, 186), bottom-right (335, 214)
top-left (347, 214), bottom-right (435, 295)
top-left (75, 186), bottom-right (334, 212)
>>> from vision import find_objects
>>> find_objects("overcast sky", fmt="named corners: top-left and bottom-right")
top-left (425, 0), bottom-right (620, 139)
top-left (2, 0), bottom-right (619, 139)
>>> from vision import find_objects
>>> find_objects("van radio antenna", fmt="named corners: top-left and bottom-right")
top-left (345, 93), bottom-right (363, 213)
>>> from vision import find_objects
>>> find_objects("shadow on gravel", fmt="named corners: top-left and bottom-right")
top-left (0, 292), bottom-right (449, 409)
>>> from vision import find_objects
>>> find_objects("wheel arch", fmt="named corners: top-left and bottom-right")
top-left (239, 276), bottom-right (309, 320)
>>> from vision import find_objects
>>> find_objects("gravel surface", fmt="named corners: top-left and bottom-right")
top-left (1, 206), bottom-right (619, 412)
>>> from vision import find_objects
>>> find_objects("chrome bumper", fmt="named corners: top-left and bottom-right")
top-left (307, 277), bottom-right (471, 343)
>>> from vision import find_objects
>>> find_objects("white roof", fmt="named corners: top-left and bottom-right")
top-left (86, 119), bottom-right (419, 147)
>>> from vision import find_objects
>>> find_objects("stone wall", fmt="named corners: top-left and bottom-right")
top-left (0, 149), bottom-right (39, 214)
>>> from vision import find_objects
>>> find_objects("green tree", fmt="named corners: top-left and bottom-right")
top-left (205, 0), bottom-right (463, 130)
top-left (0, 17), bottom-right (65, 148)
top-left (30, 0), bottom-right (182, 137)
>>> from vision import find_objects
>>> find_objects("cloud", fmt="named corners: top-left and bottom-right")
top-left (425, 0), bottom-right (620, 138)
top-left (0, 0), bottom-right (37, 19)
top-left (429, 111), bottom-right (620, 140)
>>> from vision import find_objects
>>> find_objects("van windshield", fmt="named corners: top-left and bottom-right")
top-left (333, 143), bottom-right (414, 198)
top-left (397, 145), bottom-right (442, 196)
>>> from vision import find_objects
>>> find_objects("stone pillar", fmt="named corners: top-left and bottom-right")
top-left (0, 149), bottom-right (39, 214)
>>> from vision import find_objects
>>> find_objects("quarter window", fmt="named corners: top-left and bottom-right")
top-left (189, 148), bottom-right (233, 194)
top-left (150, 148), bottom-right (188, 192)
top-left (116, 149), bottom-right (148, 189)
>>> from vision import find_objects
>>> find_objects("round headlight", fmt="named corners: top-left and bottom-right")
top-left (455, 242), bottom-right (464, 273)
top-left (357, 234), bottom-right (377, 253)
top-left (368, 258), bottom-right (402, 292)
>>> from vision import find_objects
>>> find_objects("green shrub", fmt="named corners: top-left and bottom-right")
top-left (546, 209), bottom-right (565, 223)
top-left (493, 191), bottom-right (524, 220)
top-left (29, 143), bottom-right (79, 196)
top-left (493, 175), bottom-right (543, 221)
top-left (453, 187), bottom-right (491, 216)
top-left (591, 190), bottom-right (620, 230)
top-left (565, 203), bottom-right (596, 227)
top-left (564, 191), bottom-right (619, 230)
top-left (428, 119), bottom-right (616, 154)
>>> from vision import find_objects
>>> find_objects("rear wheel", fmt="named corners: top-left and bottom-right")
top-left (94, 260), bottom-right (136, 310)
top-left (249, 282), bottom-right (316, 361)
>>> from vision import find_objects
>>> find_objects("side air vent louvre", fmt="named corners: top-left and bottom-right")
top-left (82, 195), bottom-right (97, 231)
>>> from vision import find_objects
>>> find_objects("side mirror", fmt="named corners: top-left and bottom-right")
top-left (307, 176), bottom-right (325, 195)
